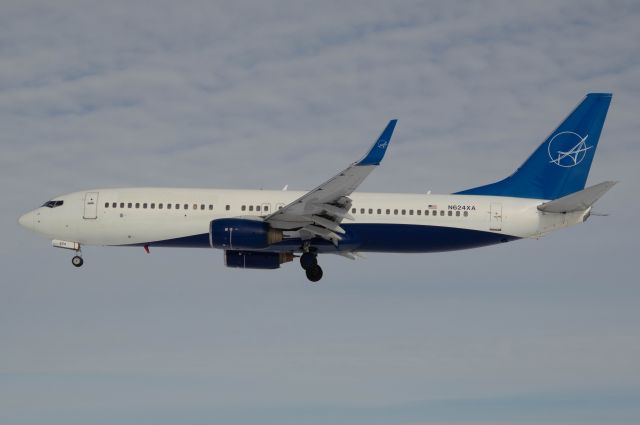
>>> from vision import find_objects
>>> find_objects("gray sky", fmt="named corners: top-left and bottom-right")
top-left (1, 1), bottom-right (639, 424)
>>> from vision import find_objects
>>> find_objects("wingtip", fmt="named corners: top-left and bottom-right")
top-left (587, 92), bottom-right (613, 98)
top-left (357, 120), bottom-right (398, 166)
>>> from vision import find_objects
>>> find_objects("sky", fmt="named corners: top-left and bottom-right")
top-left (1, 0), bottom-right (639, 424)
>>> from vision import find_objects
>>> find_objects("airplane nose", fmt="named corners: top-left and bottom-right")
top-left (18, 211), bottom-right (34, 230)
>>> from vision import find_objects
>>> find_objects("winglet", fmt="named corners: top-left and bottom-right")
top-left (356, 119), bottom-right (397, 166)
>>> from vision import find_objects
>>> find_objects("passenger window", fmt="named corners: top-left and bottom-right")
top-left (143, 203), bottom-right (148, 209)
top-left (440, 210), bottom-right (444, 216)
top-left (368, 208), bottom-right (373, 214)
top-left (352, 208), bottom-right (356, 214)
top-left (386, 209), bottom-right (390, 215)
top-left (448, 211), bottom-right (452, 216)
top-left (377, 209), bottom-right (381, 214)
top-left (464, 211), bottom-right (469, 217)
top-left (151, 203), bottom-right (155, 209)
top-left (264, 205), bottom-right (269, 212)
top-left (456, 211), bottom-right (460, 216)
top-left (112, 202), bottom-right (117, 208)
top-left (417, 210), bottom-right (421, 215)
top-left (209, 205), bottom-right (213, 210)
top-left (256, 205), bottom-right (261, 212)
top-left (199, 204), bottom-right (204, 210)
top-left (402, 209), bottom-right (406, 215)
top-left (120, 202), bottom-right (124, 208)
top-left (241, 205), bottom-right (246, 211)
top-left (136, 203), bottom-right (140, 208)
top-left (128, 203), bottom-right (132, 208)
top-left (409, 209), bottom-right (414, 215)
top-left (226, 205), bottom-right (230, 211)
top-left (175, 204), bottom-right (180, 210)
top-left (360, 208), bottom-right (365, 214)
top-left (249, 205), bottom-right (254, 212)
top-left (167, 203), bottom-right (172, 209)
top-left (105, 202), bottom-right (109, 208)
top-left (159, 203), bottom-right (163, 209)
top-left (394, 209), bottom-right (398, 215)
top-left (193, 204), bottom-right (197, 210)
top-left (184, 204), bottom-right (188, 210)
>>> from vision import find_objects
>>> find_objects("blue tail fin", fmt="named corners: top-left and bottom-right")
top-left (456, 93), bottom-right (612, 200)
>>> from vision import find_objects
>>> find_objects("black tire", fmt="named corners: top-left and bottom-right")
top-left (300, 252), bottom-right (318, 270)
top-left (71, 256), bottom-right (84, 267)
top-left (305, 265), bottom-right (323, 282)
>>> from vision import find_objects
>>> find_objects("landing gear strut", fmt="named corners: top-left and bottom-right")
top-left (300, 251), bottom-right (323, 282)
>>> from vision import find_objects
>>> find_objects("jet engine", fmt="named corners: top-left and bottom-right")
top-left (210, 218), bottom-right (283, 250)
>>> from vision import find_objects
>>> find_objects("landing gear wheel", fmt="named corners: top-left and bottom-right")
top-left (305, 264), bottom-right (323, 282)
top-left (300, 252), bottom-right (318, 270)
top-left (71, 255), bottom-right (84, 268)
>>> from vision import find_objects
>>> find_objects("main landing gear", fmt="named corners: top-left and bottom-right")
top-left (300, 251), bottom-right (323, 282)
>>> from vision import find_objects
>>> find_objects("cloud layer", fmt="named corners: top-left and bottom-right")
top-left (1, 1), bottom-right (639, 424)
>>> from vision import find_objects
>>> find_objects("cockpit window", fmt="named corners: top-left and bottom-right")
top-left (42, 200), bottom-right (64, 208)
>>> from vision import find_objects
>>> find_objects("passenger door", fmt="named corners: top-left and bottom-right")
top-left (83, 192), bottom-right (99, 219)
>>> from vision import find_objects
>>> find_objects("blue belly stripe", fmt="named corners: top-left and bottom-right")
top-left (134, 224), bottom-right (518, 253)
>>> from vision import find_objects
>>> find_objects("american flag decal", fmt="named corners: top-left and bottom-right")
top-left (428, 204), bottom-right (437, 209)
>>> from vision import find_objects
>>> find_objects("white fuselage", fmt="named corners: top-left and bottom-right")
top-left (19, 188), bottom-right (588, 252)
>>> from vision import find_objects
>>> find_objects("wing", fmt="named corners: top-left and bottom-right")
top-left (265, 120), bottom-right (397, 244)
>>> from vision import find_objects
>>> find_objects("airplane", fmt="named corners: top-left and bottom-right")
top-left (18, 93), bottom-right (616, 282)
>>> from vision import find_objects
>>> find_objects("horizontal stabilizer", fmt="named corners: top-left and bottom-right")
top-left (537, 181), bottom-right (617, 213)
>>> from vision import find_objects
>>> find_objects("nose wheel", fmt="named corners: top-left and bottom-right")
top-left (300, 252), bottom-right (323, 282)
top-left (71, 255), bottom-right (84, 267)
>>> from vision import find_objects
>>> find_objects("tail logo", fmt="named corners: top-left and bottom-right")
top-left (377, 140), bottom-right (389, 149)
top-left (547, 131), bottom-right (591, 168)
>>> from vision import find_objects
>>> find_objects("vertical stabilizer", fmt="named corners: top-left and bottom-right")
top-left (457, 93), bottom-right (612, 200)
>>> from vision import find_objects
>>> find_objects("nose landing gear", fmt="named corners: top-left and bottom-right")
top-left (71, 255), bottom-right (84, 267)
top-left (51, 239), bottom-right (84, 268)
top-left (300, 251), bottom-right (323, 282)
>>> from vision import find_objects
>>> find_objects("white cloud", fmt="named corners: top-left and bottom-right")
top-left (1, 1), bottom-right (639, 424)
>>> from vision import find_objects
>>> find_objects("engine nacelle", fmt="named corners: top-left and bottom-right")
top-left (224, 250), bottom-right (294, 269)
top-left (210, 218), bottom-right (283, 250)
